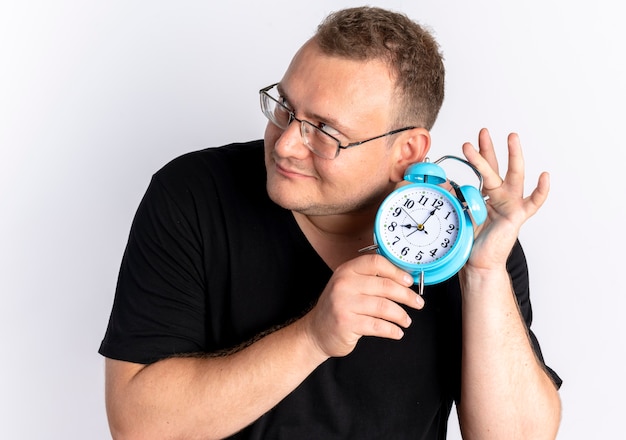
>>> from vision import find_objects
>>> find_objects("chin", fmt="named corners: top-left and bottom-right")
top-left (266, 178), bottom-right (304, 210)
top-left (266, 183), bottom-right (323, 214)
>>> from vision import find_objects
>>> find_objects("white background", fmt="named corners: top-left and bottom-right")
top-left (1, 0), bottom-right (623, 438)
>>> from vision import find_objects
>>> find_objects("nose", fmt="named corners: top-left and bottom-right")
top-left (272, 119), bottom-right (311, 159)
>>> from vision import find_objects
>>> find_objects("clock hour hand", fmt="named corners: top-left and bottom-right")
top-left (406, 223), bottom-right (428, 236)
top-left (400, 208), bottom-right (425, 237)
top-left (401, 207), bottom-right (421, 227)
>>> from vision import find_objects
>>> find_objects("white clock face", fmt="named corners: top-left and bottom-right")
top-left (378, 187), bottom-right (461, 265)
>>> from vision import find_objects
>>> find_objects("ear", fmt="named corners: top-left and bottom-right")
top-left (390, 128), bottom-right (431, 182)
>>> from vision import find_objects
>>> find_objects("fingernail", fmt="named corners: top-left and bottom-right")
top-left (404, 274), bottom-right (414, 286)
top-left (416, 295), bottom-right (425, 308)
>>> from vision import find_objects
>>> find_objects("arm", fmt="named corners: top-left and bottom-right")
top-left (105, 318), bottom-right (326, 440)
top-left (456, 129), bottom-right (561, 439)
top-left (105, 254), bottom-right (422, 440)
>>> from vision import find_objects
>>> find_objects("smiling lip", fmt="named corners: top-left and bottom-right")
top-left (275, 162), bottom-right (313, 179)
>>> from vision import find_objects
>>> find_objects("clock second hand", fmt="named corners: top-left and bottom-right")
top-left (401, 207), bottom-right (425, 237)
top-left (402, 208), bottom-right (428, 237)
top-left (401, 207), bottom-right (421, 228)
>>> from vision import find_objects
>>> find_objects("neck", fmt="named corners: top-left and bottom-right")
top-left (293, 208), bottom-right (377, 270)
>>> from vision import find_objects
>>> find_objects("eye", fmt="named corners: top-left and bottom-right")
top-left (318, 122), bottom-right (341, 137)
top-left (278, 96), bottom-right (293, 112)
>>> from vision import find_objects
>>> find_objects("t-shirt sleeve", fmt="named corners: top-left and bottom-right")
top-left (99, 168), bottom-right (210, 364)
top-left (508, 240), bottom-right (562, 389)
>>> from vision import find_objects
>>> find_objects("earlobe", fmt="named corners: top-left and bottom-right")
top-left (391, 128), bottom-right (431, 182)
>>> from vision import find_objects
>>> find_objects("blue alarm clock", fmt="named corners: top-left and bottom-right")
top-left (371, 156), bottom-right (487, 291)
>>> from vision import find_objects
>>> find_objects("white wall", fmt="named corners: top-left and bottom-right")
top-left (1, 1), bottom-right (622, 438)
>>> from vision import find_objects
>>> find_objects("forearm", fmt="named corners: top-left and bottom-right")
top-left (105, 318), bottom-right (328, 440)
top-left (457, 267), bottom-right (561, 440)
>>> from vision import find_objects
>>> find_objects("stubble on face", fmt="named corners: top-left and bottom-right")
top-left (263, 41), bottom-right (398, 218)
top-left (264, 139), bottom-right (395, 217)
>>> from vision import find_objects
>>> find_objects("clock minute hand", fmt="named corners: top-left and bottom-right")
top-left (421, 208), bottom-right (437, 226)
top-left (408, 208), bottom-right (437, 237)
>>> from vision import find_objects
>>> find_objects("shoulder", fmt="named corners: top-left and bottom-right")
top-left (155, 140), bottom-right (265, 187)
top-left (130, 139), bottom-right (269, 240)
top-left (144, 140), bottom-right (267, 211)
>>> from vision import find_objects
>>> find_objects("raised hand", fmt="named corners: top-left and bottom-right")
top-left (461, 128), bottom-right (550, 270)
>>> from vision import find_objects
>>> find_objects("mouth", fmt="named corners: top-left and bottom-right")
top-left (274, 161), bottom-right (313, 180)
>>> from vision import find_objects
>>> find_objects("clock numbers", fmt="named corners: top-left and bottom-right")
top-left (381, 188), bottom-right (461, 266)
top-left (416, 196), bottom-right (444, 210)
top-left (431, 199), bottom-right (444, 210)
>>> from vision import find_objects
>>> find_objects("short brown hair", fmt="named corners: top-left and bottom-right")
top-left (314, 6), bottom-right (445, 130)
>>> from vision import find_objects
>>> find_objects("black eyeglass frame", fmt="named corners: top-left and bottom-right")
top-left (259, 83), bottom-right (417, 159)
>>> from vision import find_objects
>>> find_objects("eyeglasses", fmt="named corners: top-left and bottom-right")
top-left (259, 83), bottom-right (416, 160)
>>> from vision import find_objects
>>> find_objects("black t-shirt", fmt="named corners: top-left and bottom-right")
top-left (99, 140), bottom-right (560, 439)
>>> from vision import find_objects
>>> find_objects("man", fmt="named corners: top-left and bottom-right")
top-left (100, 6), bottom-right (561, 439)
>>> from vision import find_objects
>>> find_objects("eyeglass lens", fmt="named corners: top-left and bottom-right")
top-left (261, 89), bottom-right (339, 159)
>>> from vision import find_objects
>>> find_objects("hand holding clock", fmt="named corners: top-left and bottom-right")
top-left (300, 128), bottom-right (547, 360)
top-left (461, 128), bottom-right (550, 270)
top-left (301, 253), bottom-right (424, 359)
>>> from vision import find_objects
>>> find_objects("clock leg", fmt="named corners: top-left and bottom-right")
top-left (418, 271), bottom-right (425, 296)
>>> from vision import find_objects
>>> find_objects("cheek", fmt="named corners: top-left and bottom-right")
top-left (317, 157), bottom-right (388, 196)
top-left (263, 123), bottom-right (277, 148)
top-left (350, 155), bottom-right (391, 182)
top-left (263, 124), bottom-right (283, 165)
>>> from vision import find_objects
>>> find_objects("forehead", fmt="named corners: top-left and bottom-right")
top-left (279, 42), bottom-right (396, 131)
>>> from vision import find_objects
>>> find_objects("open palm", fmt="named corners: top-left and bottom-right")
top-left (461, 128), bottom-right (550, 271)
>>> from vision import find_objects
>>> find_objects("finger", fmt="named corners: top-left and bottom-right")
top-left (357, 254), bottom-right (424, 309)
top-left (341, 255), bottom-right (423, 310)
top-left (355, 254), bottom-right (414, 287)
top-left (352, 314), bottom-right (407, 340)
top-left (462, 141), bottom-right (503, 191)
top-left (502, 132), bottom-right (526, 192)
top-left (477, 127), bottom-right (499, 175)
top-left (353, 294), bottom-right (414, 329)
top-left (369, 274), bottom-right (425, 310)
top-left (526, 171), bottom-right (550, 215)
